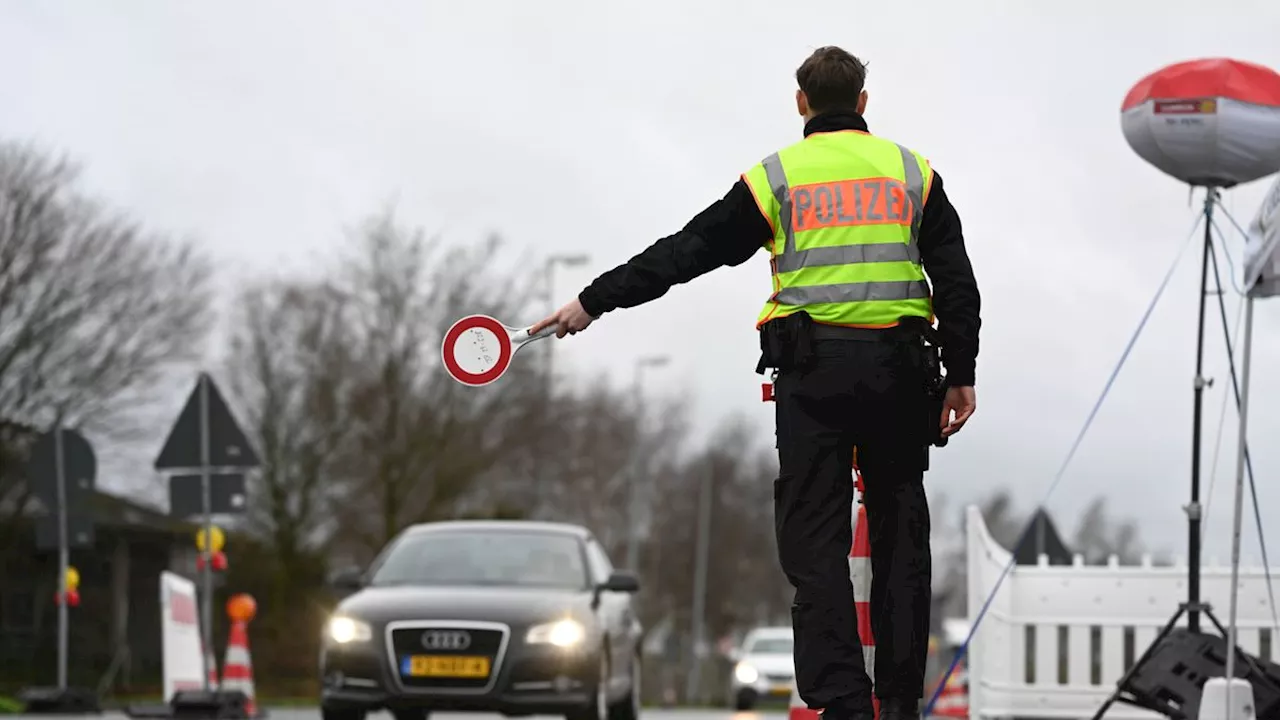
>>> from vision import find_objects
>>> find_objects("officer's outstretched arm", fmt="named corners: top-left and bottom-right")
top-left (574, 178), bottom-right (772, 318)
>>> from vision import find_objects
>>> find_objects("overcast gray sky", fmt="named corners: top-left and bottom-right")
top-left (2, 0), bottom-right (1279, 563)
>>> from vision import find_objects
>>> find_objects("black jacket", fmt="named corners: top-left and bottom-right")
top-left (577, 111), bottom-right (982, 386)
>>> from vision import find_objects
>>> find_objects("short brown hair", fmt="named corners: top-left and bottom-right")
top-left (795, 46), bottom-right (868, 114)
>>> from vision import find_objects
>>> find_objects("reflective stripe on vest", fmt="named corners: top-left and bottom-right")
top-left (760, 142), bottom-right (929, 307)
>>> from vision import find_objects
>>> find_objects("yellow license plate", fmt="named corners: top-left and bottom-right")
top-left (770, 685), bottom-right (792, 696)
top-left (403, 655), bottom-right (491, 678)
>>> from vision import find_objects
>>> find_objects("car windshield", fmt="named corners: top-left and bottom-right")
top-left (368, 530), bottom-right (588, 590)
top-left (748, 637), bottom-right (793, 654)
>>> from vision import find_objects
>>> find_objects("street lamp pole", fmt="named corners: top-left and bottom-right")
top-left (626, 354), bottom-right (670, 572)
top-left (542, 253), bottom-right (591, 392)
top-left (528, 253), bottom-right (590, 515)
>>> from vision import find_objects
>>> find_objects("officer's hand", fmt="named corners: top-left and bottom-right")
top-left (530, 298), bottom-right (596, 339)
top-left (940, 386), bottom-right (976, 438)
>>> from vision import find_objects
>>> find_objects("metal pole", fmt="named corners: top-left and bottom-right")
top-left (1188, 190), bottom-right (1215, 633)
top-left (626, 355), bottom-right (668, 571)
top-left (54, 425), bottom-right (69, 691)
top-left (545, 259), bottom-right (557, 391)
top-left (199, 373), bottom-right (214, 690)
top-left (625, 364), bottom-right (645, 572)
top-left (686, 461), bottom-right (713, 704)
top-left (1225, 294), bottom-right (1254, 683)
top-left (527, 259), bottom-right (556, 516)
top-left (541, 254), bottom-right (589, 393)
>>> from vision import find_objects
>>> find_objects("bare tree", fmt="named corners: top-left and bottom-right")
top-left (643, 417), bottom-right (784, 637)
top-left (698, 417), bottom-right (787, 636)
top-left (0, 140), bottom-right (212, 549)
top-left (977, 489), bottom-right (1026, 550)
top-left (1072, 496), bottom-right (1145, 565)
top-left (930, 488), bottom-right (1026, 622)
top-left (324, 211), bottom-right (548, 559)
top-left (615, 416), bottom-right (785, 704)
top-left (518, 381), bottom-right (691, 554)
top-left (224, 278), bottom-right (356, 600)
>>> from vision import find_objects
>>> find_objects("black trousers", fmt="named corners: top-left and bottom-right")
top-left (773, 338), bottom-right (932, 713)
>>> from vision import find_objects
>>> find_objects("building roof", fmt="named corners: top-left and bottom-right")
top-left (1, 418), bottom-right (196, 536)
top-left (1013, 508), bottom-right (1073, 565)
top-left (12, 483), bottom-right (197, 536)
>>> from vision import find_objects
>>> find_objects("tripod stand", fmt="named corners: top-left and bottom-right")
top-left (1090, 188), bottom-right (1274, 720)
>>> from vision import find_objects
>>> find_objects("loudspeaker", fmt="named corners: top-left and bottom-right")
top-left (1119, 629), bottom-right (1280, 720)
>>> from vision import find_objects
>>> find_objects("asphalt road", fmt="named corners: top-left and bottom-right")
top-left (16, 710), bottom-right (791, 720)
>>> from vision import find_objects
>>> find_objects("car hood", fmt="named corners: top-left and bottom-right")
top-left (740, 653), bottom-right (795, 675)
top-left (335, 585), bottom-right (595, 626)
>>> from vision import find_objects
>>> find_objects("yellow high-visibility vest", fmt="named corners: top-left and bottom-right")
top-left (742, 130), bottom-right (935, 328)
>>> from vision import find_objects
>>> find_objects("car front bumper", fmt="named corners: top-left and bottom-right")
top-left (320, 635), bottom-right (602, 714)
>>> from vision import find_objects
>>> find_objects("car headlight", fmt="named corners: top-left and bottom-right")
top-left (734, 662), bottom-right (759, 684)
top-left (326, 616), bottom-right (372, 644)
top-left (526, 619), bottom-right (586, 647)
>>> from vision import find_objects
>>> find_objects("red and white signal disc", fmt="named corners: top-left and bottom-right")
top-left (442, 315), bottom-right (515, 387)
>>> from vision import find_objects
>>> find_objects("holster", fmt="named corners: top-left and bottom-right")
top-left (756, 312), bottom-right (816, 375)
top-left (899, 317), bottom-right (950, 449)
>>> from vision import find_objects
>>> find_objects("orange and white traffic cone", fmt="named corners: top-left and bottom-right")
top-left (851, 466), bottom-right (878, 720)
top-left (931, 670), bottom-right (969, 719)
top-left (220, 620), bottom-right (257, 717)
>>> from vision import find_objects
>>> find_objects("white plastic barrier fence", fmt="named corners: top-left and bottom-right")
top-left (965, 505), bottom-right (1280, 720)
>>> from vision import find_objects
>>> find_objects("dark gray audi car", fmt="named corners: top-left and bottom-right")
top-left (319, 520), bottom-right (643, 720)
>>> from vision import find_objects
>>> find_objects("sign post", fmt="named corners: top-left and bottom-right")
top-left (154, 373), bottom-right (259, 691)
top-left (54, 426), bottom-right (69, 691)
top-left (19, 426), bottom-right (98, 715)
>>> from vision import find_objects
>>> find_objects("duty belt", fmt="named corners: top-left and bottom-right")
top-left (809, 322), bottom-right (922, 343)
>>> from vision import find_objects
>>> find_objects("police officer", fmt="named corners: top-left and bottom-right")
top-left (533, 46), bottom-right (981, 720)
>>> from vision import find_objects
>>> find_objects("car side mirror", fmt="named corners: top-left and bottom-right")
top-left (329, 566), bottom-right (364, 592)
top-left (601, 570), bottom-right (640, 593)
top-left (591, 571), bottom-right (640, 609)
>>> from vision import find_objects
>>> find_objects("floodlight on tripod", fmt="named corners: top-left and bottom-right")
top-left (1086, 57), bottom-right (1280, 720)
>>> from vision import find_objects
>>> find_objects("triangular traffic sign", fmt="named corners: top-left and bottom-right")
top-left (154, 373), bottom-right (260, 470)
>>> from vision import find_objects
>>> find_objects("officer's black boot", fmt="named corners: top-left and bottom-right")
top-left (877, 697), bottom-right (921, 720)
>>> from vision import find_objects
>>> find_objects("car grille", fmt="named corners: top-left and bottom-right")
top-left (765, 673), bottom-right (793, 683)
top-left (388, 624), bottom-right (508, 691)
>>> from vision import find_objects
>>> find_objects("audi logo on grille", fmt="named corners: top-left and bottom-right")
top-left (421, 630), bottom-right (472, 651)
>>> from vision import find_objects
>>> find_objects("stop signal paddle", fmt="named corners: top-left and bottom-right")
top-left (441, 314), bottom-right (554, 386)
